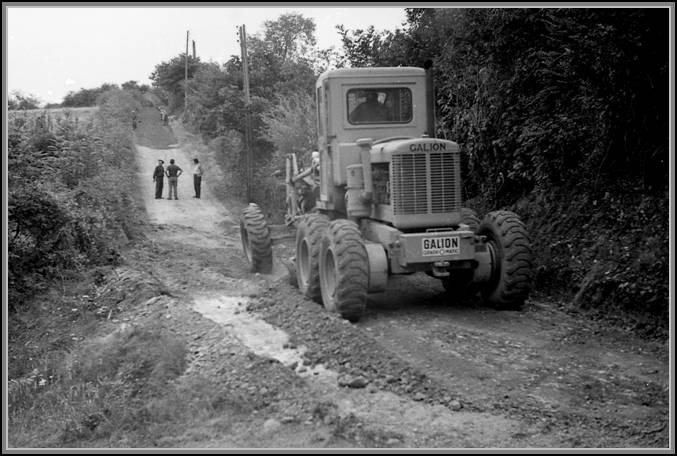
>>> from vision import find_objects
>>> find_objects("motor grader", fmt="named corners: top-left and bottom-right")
top-left (240, 64), bottom-right (533, 321)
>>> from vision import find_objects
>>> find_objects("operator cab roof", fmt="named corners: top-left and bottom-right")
top-left (317, 67), bottom-right (425, 83)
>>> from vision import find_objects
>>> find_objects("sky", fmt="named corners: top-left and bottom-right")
top-left (7, 6), bottom-right (409, 105)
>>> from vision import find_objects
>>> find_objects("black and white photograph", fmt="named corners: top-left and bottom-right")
top-left (4, 2), bottom-right (674, 451)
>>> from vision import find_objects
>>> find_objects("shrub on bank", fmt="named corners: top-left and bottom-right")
top-left (8, 90), bottom-right (142, 309)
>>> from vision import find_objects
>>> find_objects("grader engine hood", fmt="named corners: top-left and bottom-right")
top-left (368, 138), bottom-right (462, 229)
top-left (370, 137), bottom-right (459, 160)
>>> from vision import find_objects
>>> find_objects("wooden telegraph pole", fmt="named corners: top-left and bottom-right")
top-left (185, 30), bottom-right (190, 107)
top-left (240, 24), bottom-right (253, 202)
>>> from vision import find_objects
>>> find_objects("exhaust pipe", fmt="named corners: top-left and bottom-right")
top-left (424, 59), bottom-right (436, 138)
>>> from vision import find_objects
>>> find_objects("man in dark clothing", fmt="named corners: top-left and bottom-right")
top-left (165, 159), bottom-right (183, 200)
top-left (153, 159), bottom-right (165, 199)
top-left (192, 158), bottom-right (204, 199)
top-left (349, 91), bottom-right (389, 123)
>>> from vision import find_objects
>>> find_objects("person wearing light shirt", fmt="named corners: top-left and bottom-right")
top-left (193, 158), bottom-right (204, 199)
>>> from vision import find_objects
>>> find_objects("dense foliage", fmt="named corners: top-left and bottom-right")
top-left (8, 91), bottom-right (143, 308)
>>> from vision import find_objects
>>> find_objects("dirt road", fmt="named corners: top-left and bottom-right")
top-left (124, 108), bottom-right (669, 448)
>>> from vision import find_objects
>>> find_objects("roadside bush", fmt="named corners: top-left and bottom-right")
top-left (8, 90), bottom-right (142, 310)
top-left (62, 83), bottom-right (119, 108)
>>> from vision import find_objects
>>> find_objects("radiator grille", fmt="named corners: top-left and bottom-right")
top-left (391, 150), bottom-right (460, 215)
top-left (429, 152), bottom-right (460, 213)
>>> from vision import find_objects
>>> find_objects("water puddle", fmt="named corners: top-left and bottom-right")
top-left (192, 295), bottom-right (518, 446)
top-left (192, 296), bottom-right (337, 382)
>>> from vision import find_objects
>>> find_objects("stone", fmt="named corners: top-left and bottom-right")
top-left (338, 375), bottom-right (369, 389)
top-left (449, 400), bottom-right (463, 411)
top-left (263, 418), bottom-right (281, 433)
top-left (413, 393), bottom-right (426, 402)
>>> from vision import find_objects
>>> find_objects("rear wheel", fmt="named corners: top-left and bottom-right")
top-left (477, 210), bottom-right (533, 309)
top-left (319, 220), bottom-right (368, 322)
top-left (239, 203), bottom-right (273, 274)
top-left (295, 213), bottom-right (330, 302)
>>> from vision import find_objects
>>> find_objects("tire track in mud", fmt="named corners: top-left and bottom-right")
top-left (357, 274), bottom-right (670, 448)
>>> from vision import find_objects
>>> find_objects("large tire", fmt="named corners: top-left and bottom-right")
top-left (460, 208), bottom-right (480, 232)
top-left (477, 210), bottom-right (533, 310)
top-left (295, 213), bottom-right (330, 302)
top-left (239, 203), bottom-right (273, 274)
top-left (319, 220), bottom-right (368, 322)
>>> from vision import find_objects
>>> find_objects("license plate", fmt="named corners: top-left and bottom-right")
top-left (422, 236), bottom-right (460, 256)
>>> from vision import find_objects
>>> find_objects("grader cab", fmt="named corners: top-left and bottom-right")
top-left (240, 65), bottom-right (534, 321)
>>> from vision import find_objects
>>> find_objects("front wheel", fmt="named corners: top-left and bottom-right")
top-left (295, 213), bottom-right (329, 302)
top-left (319, 220), bottom-right (368, 322)
top-left (239, 203), bottom-right (273, 274)
top-left (477, 210), bottom-right (533, 310)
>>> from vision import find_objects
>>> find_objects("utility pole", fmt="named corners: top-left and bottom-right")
top-left (240, 24), bottom-right (253, 202)
top-left (185, 30), bottom-right (189, 108)
top-left (192, 40), bottom-right (196, 59)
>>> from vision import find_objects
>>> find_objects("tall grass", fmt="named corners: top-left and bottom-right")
top-left (9, 323), bottom-right (188, 447)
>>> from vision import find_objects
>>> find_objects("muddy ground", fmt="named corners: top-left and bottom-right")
top-left (45, 107), bottom-right (671, 448)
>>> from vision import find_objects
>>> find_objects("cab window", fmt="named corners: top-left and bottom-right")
top-left (347, 88), bottom-right (412, 125)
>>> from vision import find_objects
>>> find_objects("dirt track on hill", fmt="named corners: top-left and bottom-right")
top-left (119, 107), bottom-right (669, 448)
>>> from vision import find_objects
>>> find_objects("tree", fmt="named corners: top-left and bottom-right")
top-left (62, 83), bottom-right (119, 107)
top-left (263, 12), bottom-right (317, 62)
top-left (121, 80), bottom-right (150, 92)
top-left (8, 91), bottom-right (41, 110)
top-left (149, 54), bottom-right (201, 111)
top-left (336, 22), bottom-right (415, 68)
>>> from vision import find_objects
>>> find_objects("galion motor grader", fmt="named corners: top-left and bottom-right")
top-left (240, 63), bottom-right (534, 321)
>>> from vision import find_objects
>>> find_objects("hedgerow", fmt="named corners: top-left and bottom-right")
top-left (8, 91), bottom-right (143, 309)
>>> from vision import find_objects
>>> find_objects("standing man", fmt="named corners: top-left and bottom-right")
top-left (153, 159), bottom-right (165, 199)
top-left (193, 158), bottom-right (204, 199)
top-left (165, 159), bottom-right (183, 200)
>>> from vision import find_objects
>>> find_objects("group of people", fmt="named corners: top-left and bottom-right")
top-left (153, 158), bottom-right (204, 200)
